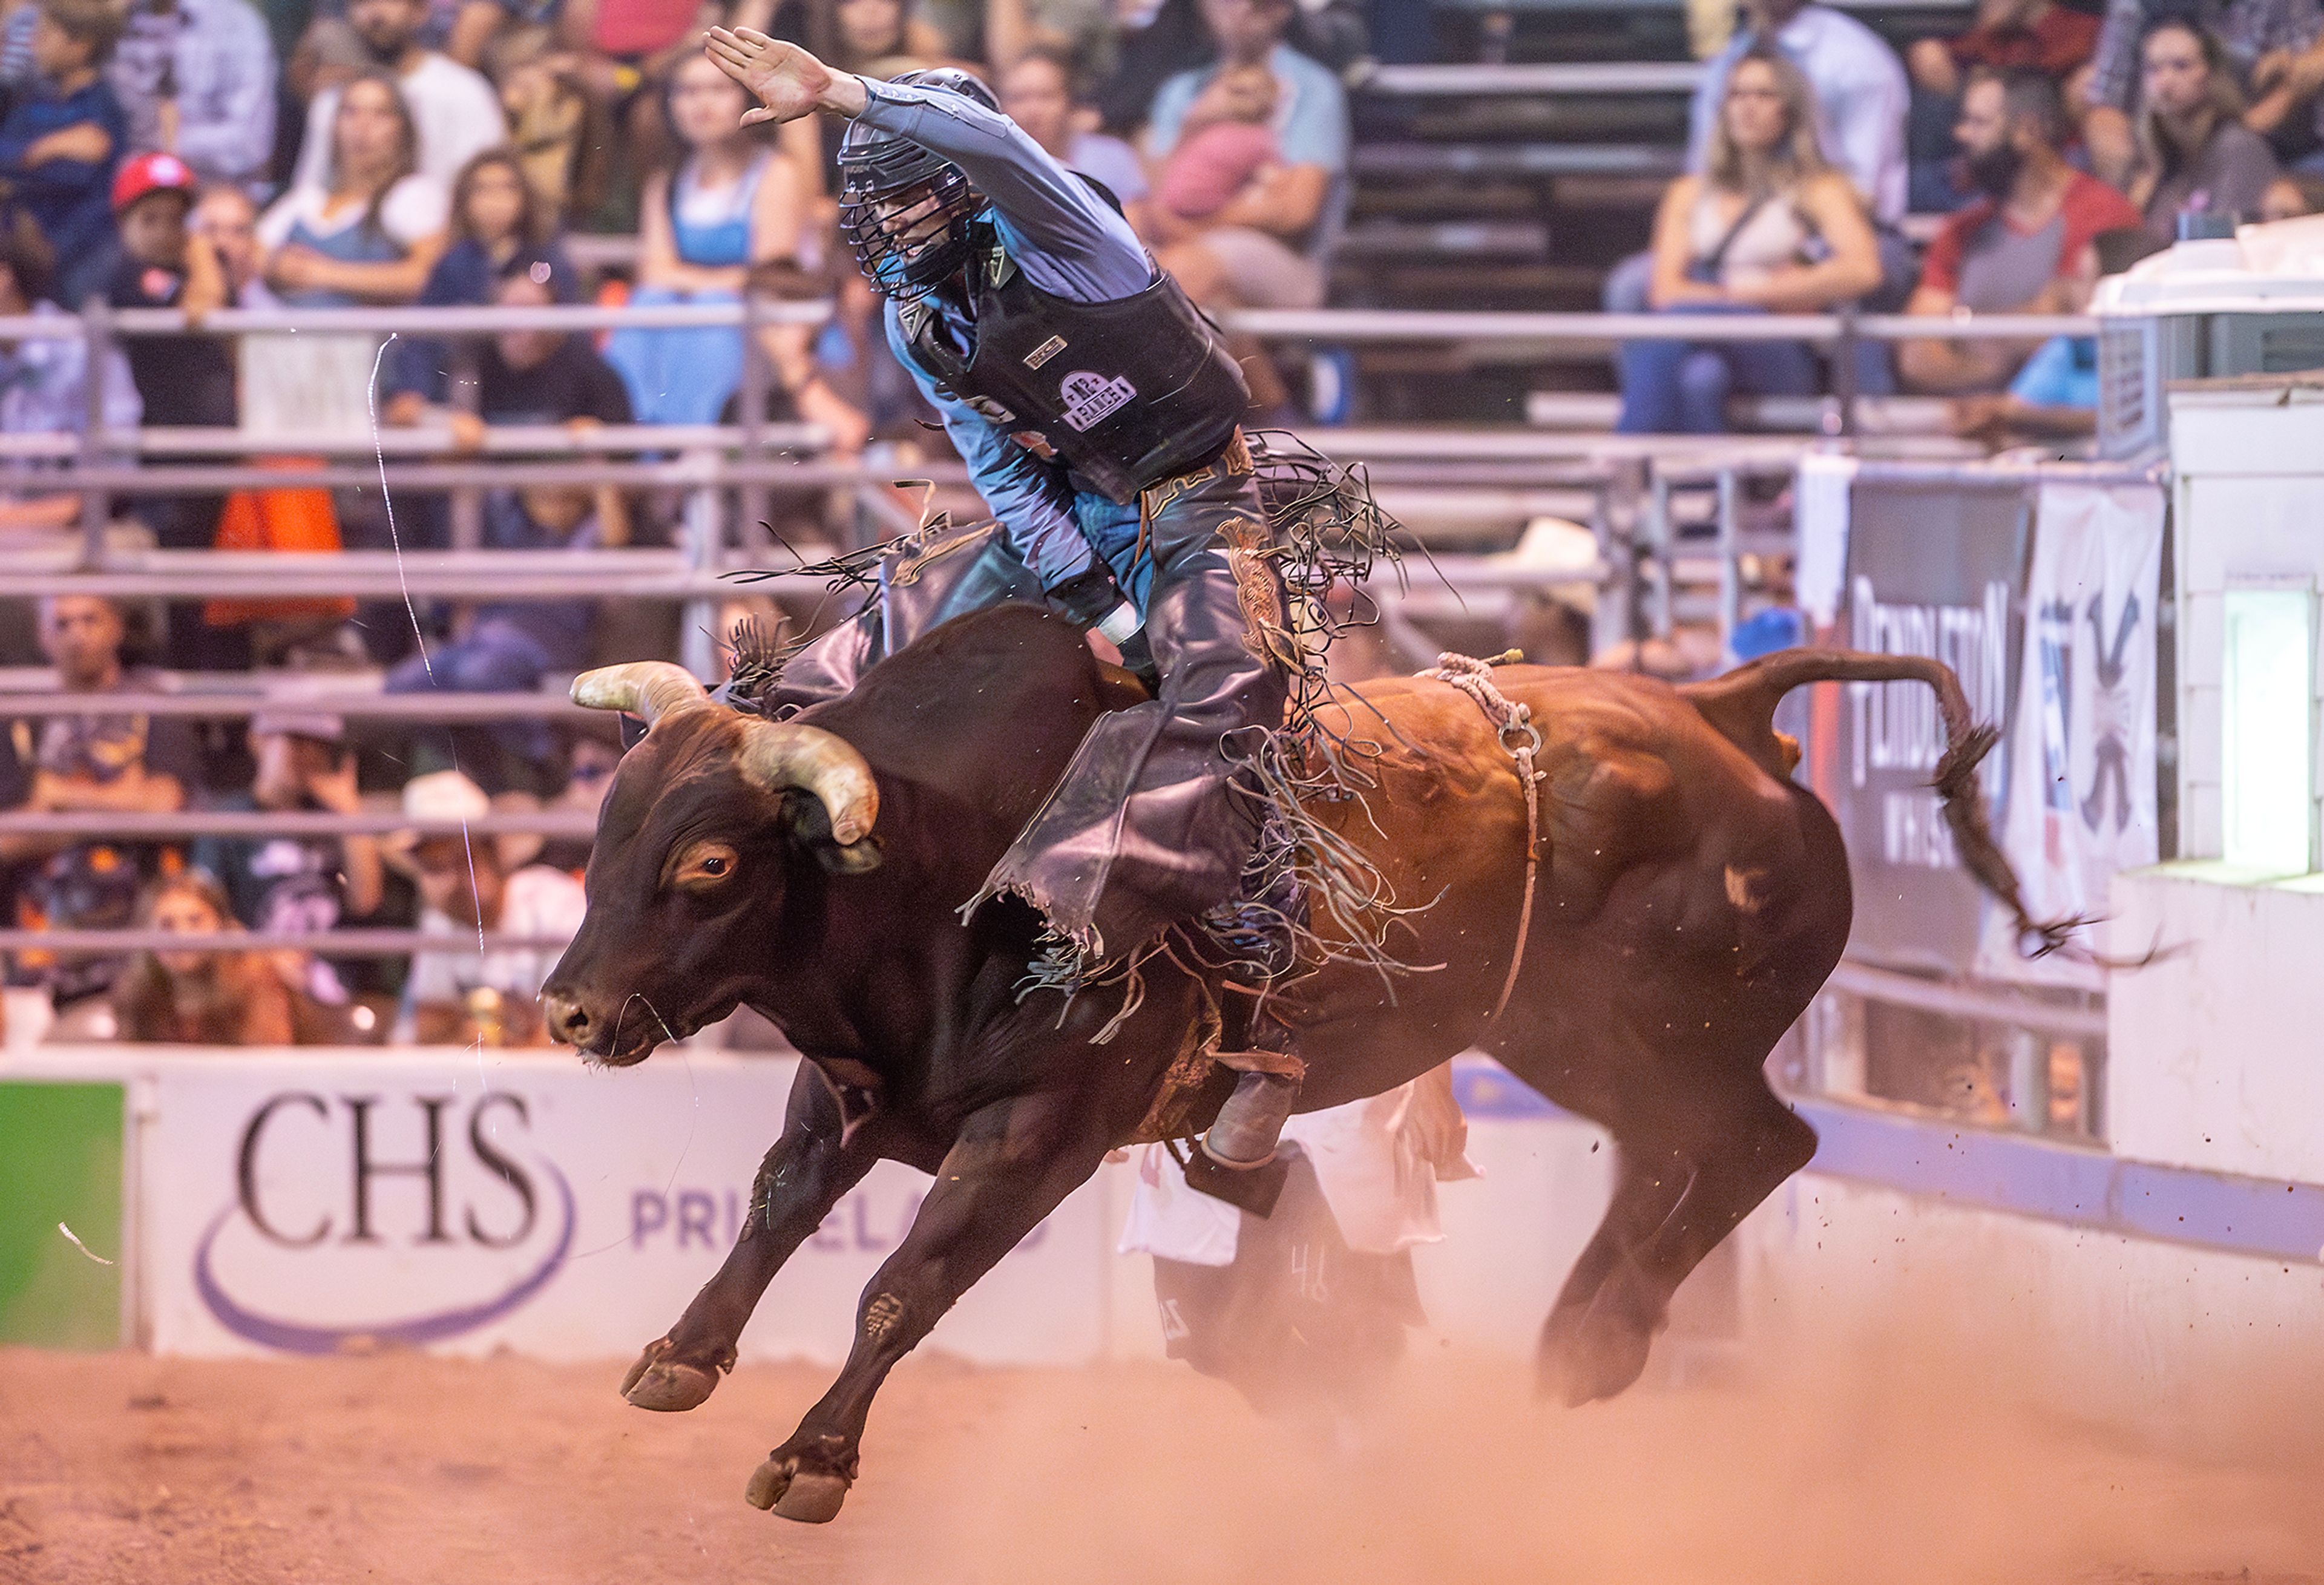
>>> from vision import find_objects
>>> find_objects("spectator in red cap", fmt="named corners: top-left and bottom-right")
top-left (107, 149), bottom-right (240, 666)
top-left (107, 151), bottom-right (232, 431)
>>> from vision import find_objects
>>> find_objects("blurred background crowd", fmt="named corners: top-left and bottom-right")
top-left (0, 0), bottom-right (2309, 1055)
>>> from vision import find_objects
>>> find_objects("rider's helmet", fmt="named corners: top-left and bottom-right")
top-left (837, 68), bottom-right (997, 300)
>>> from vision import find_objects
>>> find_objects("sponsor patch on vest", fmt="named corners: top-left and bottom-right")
top-left (1011, 430), bottom-right (1059, 460)
top-left (962, 393), bottom-right (1018, 425)
top-left (1022, 334), bottom-right (1068, 370)
top-left (1058, 370), bottom-right (1135, 432)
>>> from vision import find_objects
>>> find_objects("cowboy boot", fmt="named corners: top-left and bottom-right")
top-left (1203, 1065), bottom-right (1301, 1170)
top-left (1188, 974), bottom-right (1304, 1217)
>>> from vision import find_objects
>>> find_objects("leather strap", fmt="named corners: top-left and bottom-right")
top-left (1422, 651), bottom-right (1542, 1020)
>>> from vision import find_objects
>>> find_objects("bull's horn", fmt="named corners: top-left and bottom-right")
top-left (737, 719), bottom-right (879, 847)
top-left (571, 662), bottom-right (711, 726)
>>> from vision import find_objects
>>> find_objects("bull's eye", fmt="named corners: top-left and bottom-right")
top-left (673, 841), bottom-right (741, 890)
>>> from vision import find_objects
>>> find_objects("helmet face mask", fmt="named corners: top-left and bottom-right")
top-left (838, 157), bottom-right (982, 298)
top-left (836, 67), bottom-right (999, 300)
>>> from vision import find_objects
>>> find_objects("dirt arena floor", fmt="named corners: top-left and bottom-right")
top-left (5, 1330), bottom-right (2323, 1585)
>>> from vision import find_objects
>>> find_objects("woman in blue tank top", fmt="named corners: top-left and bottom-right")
top-left (604, 53), bottom-right (807, 427)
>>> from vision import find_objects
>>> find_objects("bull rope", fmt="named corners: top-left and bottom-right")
top-left (1422, 651), bottom-right (1542, 1021)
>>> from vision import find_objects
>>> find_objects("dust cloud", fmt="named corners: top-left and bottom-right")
top-left (904, 1321), bottom-right (2324, 1585)
top-left (4, 1269), bottom-right (2320, 1585)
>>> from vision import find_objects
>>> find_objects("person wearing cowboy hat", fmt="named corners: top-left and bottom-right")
top-left (387, 767), bottom-right (585, 1045)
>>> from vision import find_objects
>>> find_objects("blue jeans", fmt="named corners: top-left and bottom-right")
top-left (1606, 254), bottom-right (1896, 406)
top-left (1617, 304), bottom-right (1822, 434)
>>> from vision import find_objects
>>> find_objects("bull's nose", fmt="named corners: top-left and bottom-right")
top-left (541, 988), bottom-right (594, 1049)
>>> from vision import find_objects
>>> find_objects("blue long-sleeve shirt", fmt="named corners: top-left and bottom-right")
top-left (0, 77), bottom-right (126, 306)
top-left (861, 79), bottom-right (1162, 607)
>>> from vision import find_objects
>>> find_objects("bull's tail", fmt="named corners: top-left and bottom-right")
top-left (1682, 648), bottom-right (2083, 961)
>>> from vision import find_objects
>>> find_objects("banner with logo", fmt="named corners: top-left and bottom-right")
top-left (1825, 479), bottom-right (2033, 976)
top-left (143, 1054), bottom-right (1115, 1365)
top-left (1978, 481), bottom-right (2167, 990)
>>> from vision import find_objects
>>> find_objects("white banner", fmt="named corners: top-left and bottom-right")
top-left (1794, 451), bottom-right (1858, 630)
top-left (237, 332), bottom-right (386, 439)
top-left (1979, 481), bottom-right (2167, 989)
top-left (142, 1053), bottom-right (1118, 1365)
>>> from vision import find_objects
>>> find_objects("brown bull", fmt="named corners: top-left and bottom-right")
top-left (540, 603), bottom-right (2056, 1523)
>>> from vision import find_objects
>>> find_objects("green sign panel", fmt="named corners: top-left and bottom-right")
top-left (0, 1081), bottom-right (125, 1348)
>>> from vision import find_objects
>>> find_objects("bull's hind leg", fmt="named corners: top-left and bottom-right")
top-left (1489, 991), bottom-right (1820, 1408)
top-left (623, 1062), bottom-right (881, 1411)
top-left (744, 1089), bottom-right (1112, 1523)
top-left (1533, 1143), bottom-right (1690, 1403)
top-left (1532, 1073), bottom-right (1814, 1406)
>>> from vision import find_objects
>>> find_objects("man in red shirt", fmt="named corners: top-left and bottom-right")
top-left (1906, 1), bottom-right (2103, 219)
top-left (1899, 67), bottom-right (2139, 394)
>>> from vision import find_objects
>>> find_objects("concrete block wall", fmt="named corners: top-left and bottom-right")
top-left (2109, 864), bottom-right (2324, 1183)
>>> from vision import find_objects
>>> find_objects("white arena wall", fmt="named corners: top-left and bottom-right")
top-left (0, 1048), bottom-right (1622, 1369)
top-left (1742, 1175), bottom-right (2324, 1451)
top-left (8, 1043), bottom-right (2324, 1452)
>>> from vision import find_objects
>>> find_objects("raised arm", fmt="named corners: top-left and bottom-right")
top-left (703, 27), bottom-right (1147, 295)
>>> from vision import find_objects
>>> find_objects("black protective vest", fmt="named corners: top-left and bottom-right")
top-left (898, 225), bottom-right (1251, 504)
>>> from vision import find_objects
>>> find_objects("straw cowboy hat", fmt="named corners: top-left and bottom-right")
top-left (382, 769), bottom-right (547, 876)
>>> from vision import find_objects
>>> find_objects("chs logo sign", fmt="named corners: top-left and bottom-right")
top-left (194, 1091), bottom-right (576, 1354)
top-left (145, 1060), bottom-right (1105, 1367)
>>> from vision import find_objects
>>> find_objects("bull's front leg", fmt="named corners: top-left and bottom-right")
top-left (622, 1061), bottom-right (882, 1411)
top-left (743, 1088), bottom-right (1111, 1523)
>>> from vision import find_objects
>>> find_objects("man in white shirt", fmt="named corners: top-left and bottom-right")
top-left (389, 769), bottom-right (586, 1045)
top-left (109, 0), bottom-right (278, 187)
top-left (292, 0), bottom-right (504, 191)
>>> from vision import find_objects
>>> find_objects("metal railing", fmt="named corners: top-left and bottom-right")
top-left (0, 297), bottom-right (2096, 652)
top-left (0, 689), bottom-right (589, 721)
top-left (49, 297), bottom-right (835, 563)
top-left (0, 928), bottom-right (579, 956)
top-left (0, 296), bottom-right (2106, 980)
top-left (0, 298), bottom-right (2093, 478)
top-left (0, 296), bottom-right (2081, 705)
top-left (1356, 61), bottom-right (1705, 95)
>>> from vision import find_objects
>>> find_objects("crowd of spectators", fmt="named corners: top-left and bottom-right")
top-left (0, 0), bottom-right (2306, 446)
top-left (0, 0), bottom-right (1376, 1047)
top-left (0, 0), bottom-right (2319, 1046)
top-left (1616, 0), bottom-right (2324, 434)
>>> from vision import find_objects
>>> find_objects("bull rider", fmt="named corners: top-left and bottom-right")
top-left (701, 28), bottom-right (1315, 1196)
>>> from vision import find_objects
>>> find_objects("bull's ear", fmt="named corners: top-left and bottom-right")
top-left (783, 792), bottom-right (885, 875)
top-left (816, 835), bottom-right (885, 875)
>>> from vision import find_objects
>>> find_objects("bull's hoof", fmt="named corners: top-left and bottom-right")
top-left (744, 1457), bottom-right (850, 1524)
top-left (1537, 1305), bottom-right (1655, 1406)
top-left (619, 1338), bottom-right (723, 1413)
